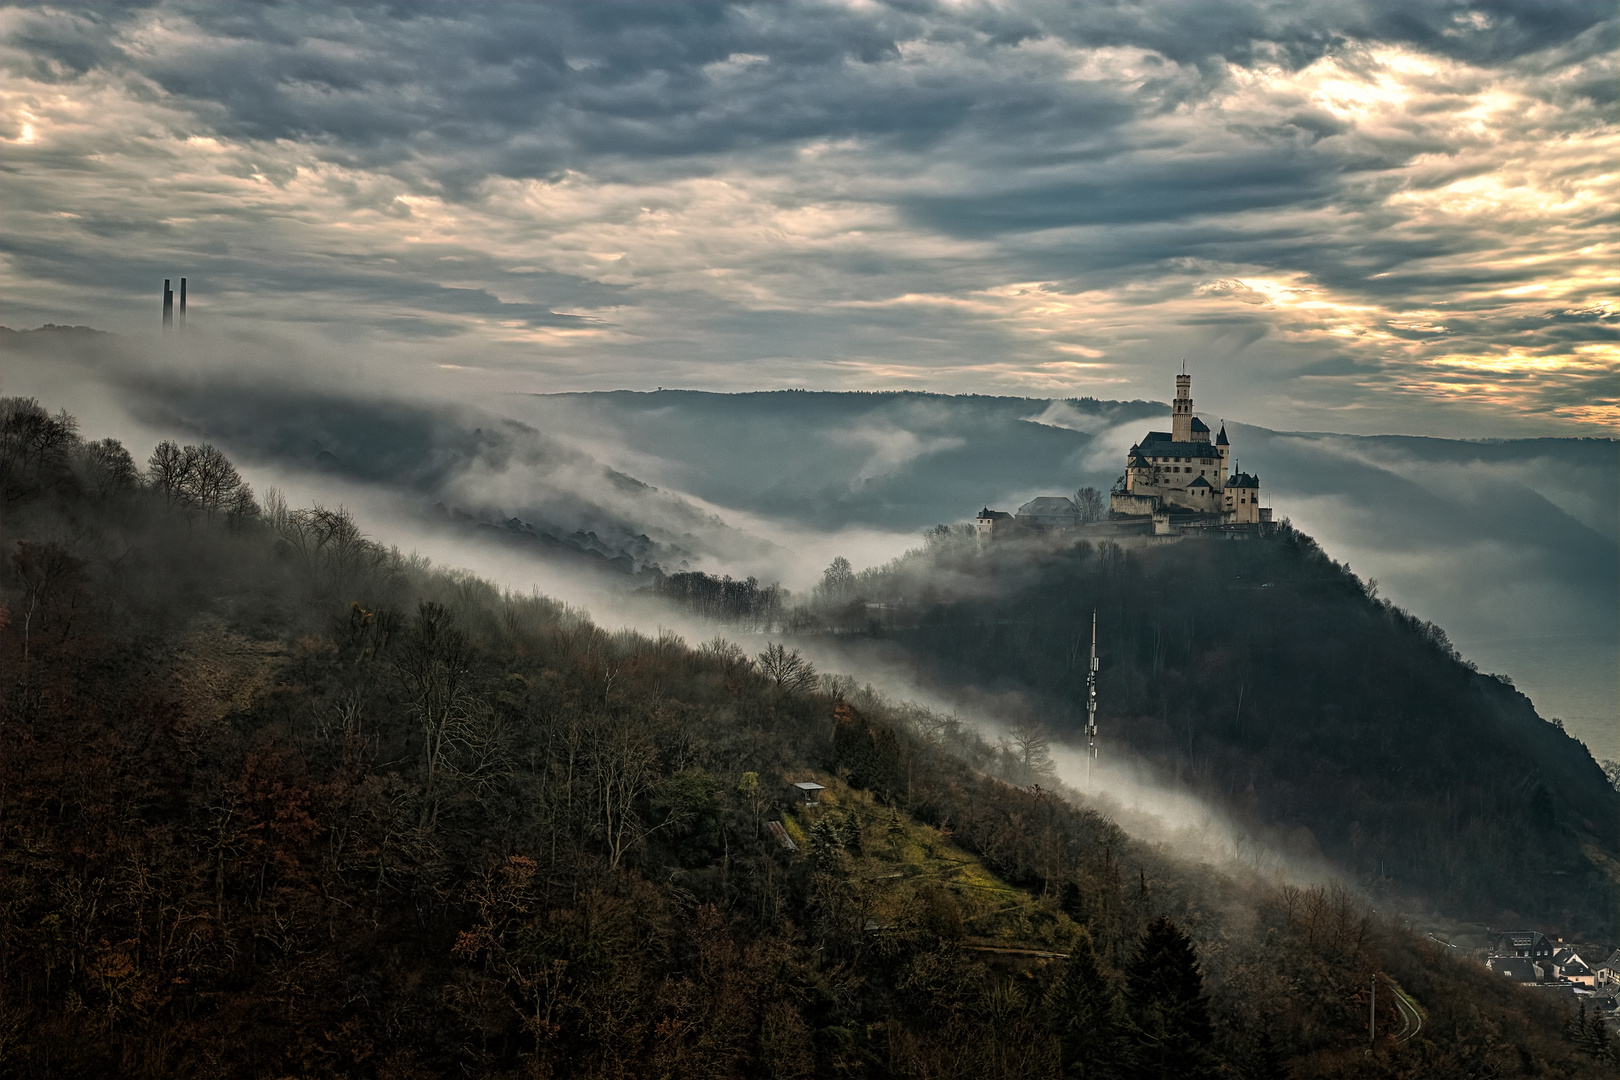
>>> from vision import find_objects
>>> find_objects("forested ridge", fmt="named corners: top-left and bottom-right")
top-left (2, 397), bottom-right (1615, 1079)
top-left (776, 525), bottom-right (1620, 942)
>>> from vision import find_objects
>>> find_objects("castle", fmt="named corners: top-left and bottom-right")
top-left (975, 370), bottom-right (1269, 540)
top-left (1109, 370), bottom-right (1269, 526)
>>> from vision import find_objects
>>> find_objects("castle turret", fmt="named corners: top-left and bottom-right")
top-left (1216, 424), bottom-right (1230, 488)
top-left (1172, 370), bottom-right (1193, 442)
top-left (1224, 470), bottom-right (1262, 524)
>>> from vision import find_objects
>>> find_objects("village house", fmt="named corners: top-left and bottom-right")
top-left (1492, 930), bottom-right (1555, 962)
top-left (1593, 950), bottom-right (1620, 988)
top-left (1487, 956), bottom-right (1543, 983)
top-left (1550, 947), bottom-right (1597, 986)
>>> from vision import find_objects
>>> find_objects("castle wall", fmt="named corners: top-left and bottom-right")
top-left (1111, 492), bottom-right (1160, 515)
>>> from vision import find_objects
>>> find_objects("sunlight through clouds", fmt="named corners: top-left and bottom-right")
top-left (0, 1), bottom-right (1614, 432)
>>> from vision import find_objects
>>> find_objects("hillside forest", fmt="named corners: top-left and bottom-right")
top-left (743, 523), bottom-right (1620, 943)
top-left (2, 396), bottom-right (1616, 1079)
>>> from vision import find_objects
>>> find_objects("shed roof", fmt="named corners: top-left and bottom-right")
top-left (1017, 496), bottom-right (1080, 517)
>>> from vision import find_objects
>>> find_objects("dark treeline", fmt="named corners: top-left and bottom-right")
top-left (650, 569), bottom-right (784, 628)
top-left (780, 526), bottom-right (1620, 943)
top-left (2, 397), bottom-right (1613, 1079)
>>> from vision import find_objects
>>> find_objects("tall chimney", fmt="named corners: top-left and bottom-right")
top-left (163, 279), bottom-right (174, 331)
top-left (179, 278), bottom-right (187, 330)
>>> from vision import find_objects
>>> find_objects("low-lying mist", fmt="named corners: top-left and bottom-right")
top-left (6, 321), bottom-right (1614, 767)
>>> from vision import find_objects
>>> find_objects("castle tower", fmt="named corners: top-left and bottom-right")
top-left (1172, 369), bottom-right (1193, 442)
top-left (179, 277), bottom-right (187, 330)
top-left (162, 279), bottom-right (173, 331)
top-left (1216, 423), bottom-right (1230, 489)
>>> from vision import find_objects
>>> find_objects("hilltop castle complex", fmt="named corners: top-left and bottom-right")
top-left (1109, 370), bottom-right (1268, 525)
top-left (976, 370), bottom-right (1270, 540)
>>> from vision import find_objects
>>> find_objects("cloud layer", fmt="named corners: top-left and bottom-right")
top-left (3, 1), bottom-right (1615, 432)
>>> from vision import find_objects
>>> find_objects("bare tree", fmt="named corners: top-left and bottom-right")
top-left (76, 438), bottom-right (139, 498)
top-left (588, 717), bottom-right (663, 870)
top-left (1003, 718), bottom-right (1057, 786)
top-left (1074, 486), bottom-right (1105, 523)
top-left (1, 397), bottom-right (78, 498)
top-left (179, 444), bottom-right (243, 520)
top-left (396, 602), bottom-right (476, 826)
top-left (817, 556), bottom-right (855, 606)
top-left (147, 441), bottom-right (191, 509)
top-left (11, 540), bottom-right (86, 668)
top-left (758, 643), bottom-right (818, 694)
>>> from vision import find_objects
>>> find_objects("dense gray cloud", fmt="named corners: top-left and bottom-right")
top-left (2, 0), bottom-right (1615, 432)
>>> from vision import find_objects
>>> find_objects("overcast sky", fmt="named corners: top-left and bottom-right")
top-left (3, 1), bottom-right (1615, 435)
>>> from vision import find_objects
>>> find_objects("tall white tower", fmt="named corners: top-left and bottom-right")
top-left (1172, 369), bottom-right (1193, 442)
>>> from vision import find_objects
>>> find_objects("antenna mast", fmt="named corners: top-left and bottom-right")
top-left (1086, 608), bottom-right (1099, 781)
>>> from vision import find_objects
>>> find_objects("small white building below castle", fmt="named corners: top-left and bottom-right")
top-left (1109, 370), bottom-right (1271, 527)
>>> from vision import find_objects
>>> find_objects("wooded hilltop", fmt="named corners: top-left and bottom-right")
top-left (2, 397), bottom-right (1615, 1079)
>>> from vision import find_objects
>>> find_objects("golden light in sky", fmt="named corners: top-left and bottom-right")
top-left (1, 2), bottom-right (1614, 433)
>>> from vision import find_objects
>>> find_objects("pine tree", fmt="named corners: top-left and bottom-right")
top-left (806, 814), bottom-right (843, 862)
top-left (836, 809), bottom-right (863, 855)
top-left (1247, 1028), bottom-right (1289, 1080)
top-left (1045, 928), bottom-right (1125, 1079)
top-left (1569, 1000), bottom-right (1616, 1063)
top-left (1587, 1008), bottom-right (1615, 1065)
top-left (885, 806), bottom-right (906, 855)
top-left (1124, 915), bottom-right (1220, 1079)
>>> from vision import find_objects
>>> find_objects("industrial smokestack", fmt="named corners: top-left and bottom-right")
top-left (162, 279), bottom-right (174, 331)
top-left (179, 278), bottom-right (187, 330)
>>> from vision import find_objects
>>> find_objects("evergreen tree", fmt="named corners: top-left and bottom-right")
top-left (1124, 915), bottom-right (1220, 1079)
top-left (1587, 1008), bottom-right (1615, 1065)
top-left (885, 806), bottom-right (906, 855)
top-left (1247, 1028), bottom-right (1289, 1080)
top-left (1568, 1001), bottom-right (1616, 1063)
top-left (806, 814), bottom-right (843, 862)
top-left (836, 809), bottom-right (863, 855)
top-left (1045, 928), bottom-right (1126, 1079)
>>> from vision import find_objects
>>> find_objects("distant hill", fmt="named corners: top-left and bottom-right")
top-left (517, 390), bottom-right (1618, 758)
top-left (2, 329), bottom-right (1613, 752)
top-left (0, 323), bottom-right (107, 337)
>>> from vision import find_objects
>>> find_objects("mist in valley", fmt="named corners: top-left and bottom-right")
top-left (13, 324), bottom-right (1611, 760)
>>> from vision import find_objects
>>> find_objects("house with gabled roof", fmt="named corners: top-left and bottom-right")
top-left (1492, 930), bottom-right (1554, 962)
top-left (1593, 949), bottom-right (1620, 988)
top-left (1551, 948), bottom-right (1596, 986)
top-left (1488, 956), bottom-right (1543, 983)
